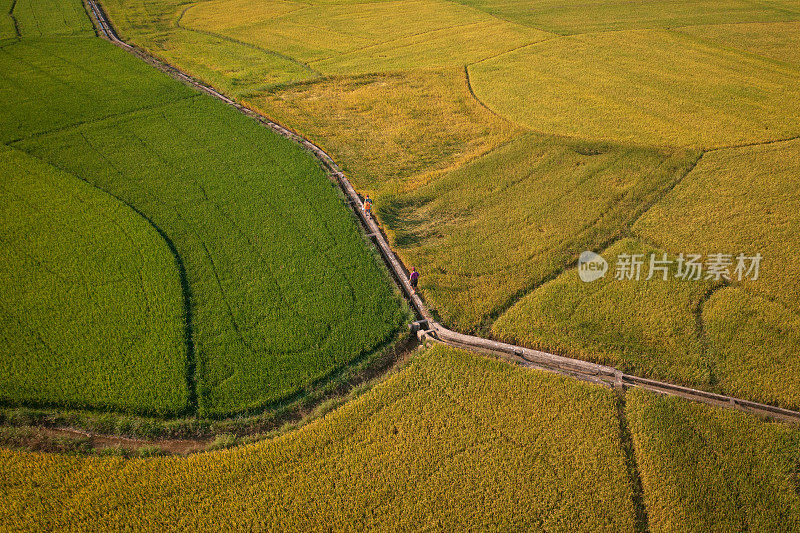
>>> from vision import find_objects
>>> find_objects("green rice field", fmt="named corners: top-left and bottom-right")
top-left (0, 144), bottom-right (187, 414)
top-left (0, 0), bottom-right (406, 417)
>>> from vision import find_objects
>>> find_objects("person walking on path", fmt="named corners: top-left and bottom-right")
top-left (409, 267), bottom-right (419, 294)
top-left (363, 195), bottom-right (373, 218)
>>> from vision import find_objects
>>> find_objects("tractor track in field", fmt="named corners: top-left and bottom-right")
top-left (84, 0), bottom-right (800, 427)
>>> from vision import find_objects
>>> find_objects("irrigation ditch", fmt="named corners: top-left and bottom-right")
top-left (27, 0), bottom-right (797, 456)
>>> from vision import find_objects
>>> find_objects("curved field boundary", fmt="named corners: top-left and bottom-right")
top-left (85, 0), bottom-right (800, 425)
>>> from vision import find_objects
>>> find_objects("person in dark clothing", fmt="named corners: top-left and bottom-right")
top-left (409, 267), bottom-right (419, 294)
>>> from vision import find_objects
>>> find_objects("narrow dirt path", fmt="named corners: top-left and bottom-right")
top-left (84, 0), bottom-right (800, 426)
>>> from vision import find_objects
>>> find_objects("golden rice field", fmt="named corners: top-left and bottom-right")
top-left (676, 21), bottom-right (800, 69)
top-left (634, 139), bottom-right (800, 313)
top-left (704, 287), bottom-right (800, 409)
top-left (251, 69), bottom-right (518, 195)
top-left (453, 0), bottom-right (800, 34)
top-left (495, 139), bottom-right (800, 407)
top-left (494, 239), bottom-right (800, 408)
top-left (380, 137), bottom-right (697, 331)
top-left (634, 139), bottom-right (800, 406)
top-left (180, 0), bottom-right (552, 73)
top-left (0, 346), bottom-right (640, 531)
top-left (492, 239), bottom-right (713, 386)
top-left (627, 388), bottom-right (800, 532)
top-left (468, 30), bottom-right (800, 148)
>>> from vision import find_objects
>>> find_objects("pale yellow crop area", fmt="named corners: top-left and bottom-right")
top-left (453, 0), bottom-right (800, 34)
top-left (677, 21), bottom-right (800, 69)
top-left (628, 388), bottom-right (800, 532)
top-left (492, 239), bottom-right (713, 386)
top-left (495, 139), bottom-right (800, 407)
top-left (469, 29), bottom-right (800, 148)
top-left (634, 139), bottom-right (800, 312)
top-left (4, 0), bottom-right (800, 528)
top-left (181, 0), bottom-right (552, 72)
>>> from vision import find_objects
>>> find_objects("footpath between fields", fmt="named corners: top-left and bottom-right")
top-left (84, 0), bottom-right (800, 426)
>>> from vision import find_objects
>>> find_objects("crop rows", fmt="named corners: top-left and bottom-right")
top-left (0, 144), bottom-right (187, 415)
top-left (11, 0), bottom-right (93, 38)
top-left (0, 0), bottom-right (406, 416)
